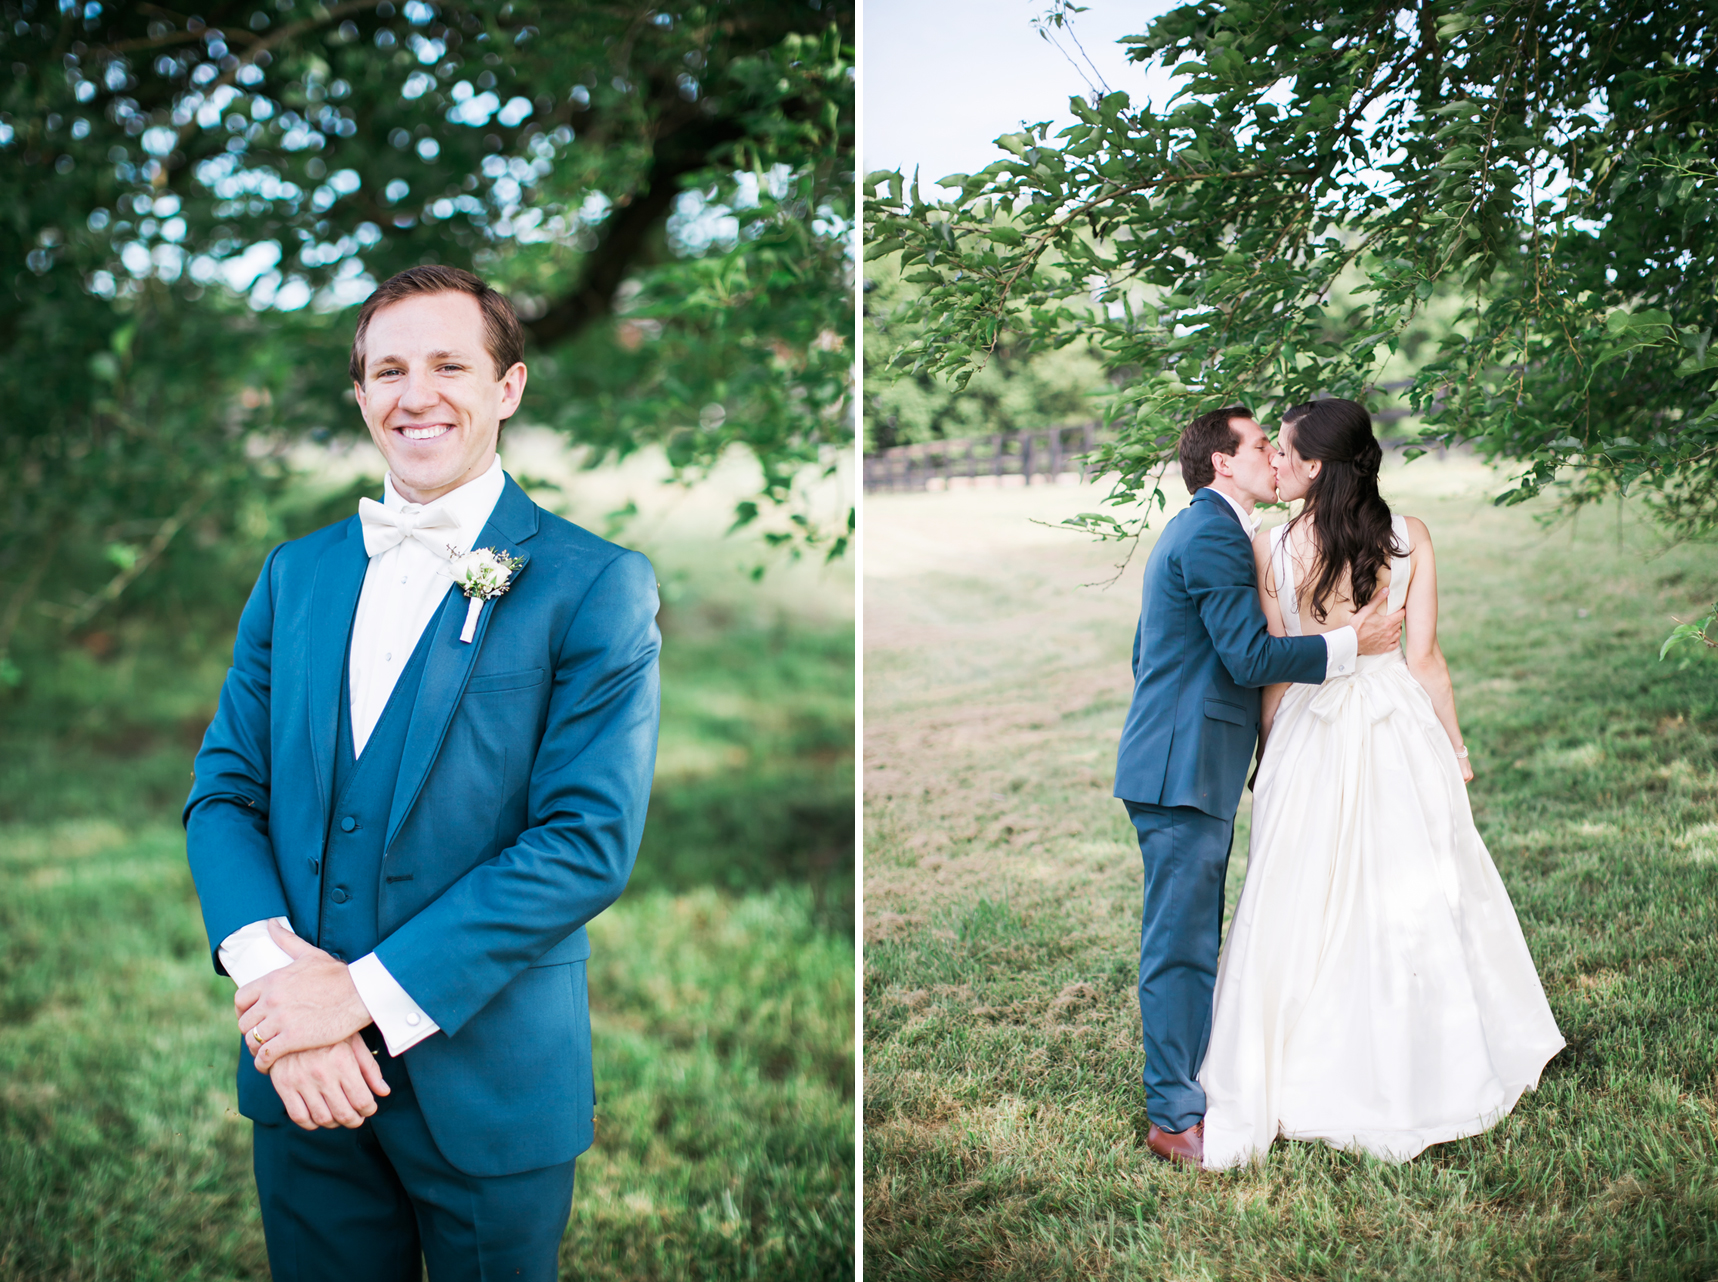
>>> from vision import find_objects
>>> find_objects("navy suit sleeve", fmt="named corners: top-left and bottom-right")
top-left (1183, 516), bottom-right (1327, 689)
top-left (183, 544), bottom-right (292, 973)
top-left (374, 549), bottom-right (661, 1036)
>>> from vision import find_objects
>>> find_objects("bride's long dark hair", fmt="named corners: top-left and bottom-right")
top-left (1281, 398), bottom-right (1404, 623)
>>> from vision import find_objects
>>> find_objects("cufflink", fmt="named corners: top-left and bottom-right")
top-left (406, 1012), bottom-right (421, 1026)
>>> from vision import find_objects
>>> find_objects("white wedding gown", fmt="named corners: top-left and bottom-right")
top-left (1199, 515), bottom-right (1565, 1169)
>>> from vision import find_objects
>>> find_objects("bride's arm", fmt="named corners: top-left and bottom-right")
top-left (1252, 530), bottom-right (1290, 746)
top-left (1400, 518), bottom-right (1474, 783)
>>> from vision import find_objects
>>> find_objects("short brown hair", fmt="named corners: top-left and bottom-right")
top-left (348, 265), bottom-right (524, 383)
top-left (1178, 405), bottom-right (1252, 493)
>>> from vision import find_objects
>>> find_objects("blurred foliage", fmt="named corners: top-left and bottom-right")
top-left (864, 0), bottom-right (1718, 547)
top-left (0, 0), bottom-right (854, 683)
top-left (864, 251), bottom-right (1108, 451)
top-left (0, 469), bottom-right (855, 925)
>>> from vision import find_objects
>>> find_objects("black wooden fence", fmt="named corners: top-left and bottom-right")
top-left (864, 423), bottom-right (1100, 493)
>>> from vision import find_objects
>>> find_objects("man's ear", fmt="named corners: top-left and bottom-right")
top-left (497, 361), bottom-right (527, 420)
top-left (1211, 450), bottom-right (1235, 479)
top-left (353, 381), bottom-right (367, 414)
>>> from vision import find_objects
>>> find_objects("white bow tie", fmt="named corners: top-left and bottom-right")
top-left (358, 497), bottom-right (462, 559)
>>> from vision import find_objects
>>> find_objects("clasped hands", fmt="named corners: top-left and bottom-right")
top-left (234, 920), bottom-right (389, 1132)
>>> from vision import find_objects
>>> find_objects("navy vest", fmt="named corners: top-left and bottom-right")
top-left (318, 616), bottom-right (437, 964)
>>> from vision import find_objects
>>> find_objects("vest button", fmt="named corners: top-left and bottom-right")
top-left (340, 816), bottom-right (357, 832)
top-left (330, 887), bottom-right (350, 904)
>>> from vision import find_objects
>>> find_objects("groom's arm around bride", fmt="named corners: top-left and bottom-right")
top-left (1113, 405), bottom-right (1401, 1167)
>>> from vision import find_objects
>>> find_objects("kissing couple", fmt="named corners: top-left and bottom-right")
top-left (1115, 399), bottom-right (1565, 1170)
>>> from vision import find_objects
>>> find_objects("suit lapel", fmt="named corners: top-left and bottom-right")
top-left (386, 475), bottom-right (540, 851)
top-left (307, 518), bottom-right (370, 820)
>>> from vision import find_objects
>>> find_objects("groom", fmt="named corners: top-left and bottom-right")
top-left (1114, 405), bottom-right (1401, 1167)
top-left (184, 265), bottom-right (660, 1278)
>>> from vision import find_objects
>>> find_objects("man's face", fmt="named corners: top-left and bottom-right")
top-left (1213, 417), bottom-right (1278, 506)
top-left (353, 291), bottom-right (526, 505)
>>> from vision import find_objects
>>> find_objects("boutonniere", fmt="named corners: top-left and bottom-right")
top-left (448, 546), bottom-right (525, 643)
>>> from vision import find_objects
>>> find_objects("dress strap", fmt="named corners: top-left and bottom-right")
top-left (1385, 514), bottom-right (1413, 615)
top-left (1270, 525), bottom-right (1302, 637)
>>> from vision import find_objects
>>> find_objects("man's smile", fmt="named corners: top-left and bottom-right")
top-left (397, 423), bottom-right (453, 441)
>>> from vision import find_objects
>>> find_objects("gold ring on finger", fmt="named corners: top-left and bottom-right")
top-left (252, 1027), bottom-right (265, 1045)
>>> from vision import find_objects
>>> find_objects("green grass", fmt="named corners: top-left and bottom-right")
top-left (863, 467), bottom-right (1718, 1280)
top-left (0, 490), bottom-right (855, 1279)
top-left (0, 824), bottom-right (852, 1280)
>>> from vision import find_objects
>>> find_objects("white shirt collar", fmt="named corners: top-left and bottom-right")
top-left (381, 453), bottom-right (506, 551)
top-left (1202, 485), bottom-right (1261, 534)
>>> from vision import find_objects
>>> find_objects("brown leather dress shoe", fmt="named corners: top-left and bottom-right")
top-left (1146, 1121), bottom-right (1204, 1167)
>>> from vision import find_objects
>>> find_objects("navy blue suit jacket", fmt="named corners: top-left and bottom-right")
top-left (1113, 488), bottom-right (1326, 820)
top-left (184, 475), bottom-right (660, 1176)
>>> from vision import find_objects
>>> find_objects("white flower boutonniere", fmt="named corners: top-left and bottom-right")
top-left (448, 546), bottom-right (525, 643)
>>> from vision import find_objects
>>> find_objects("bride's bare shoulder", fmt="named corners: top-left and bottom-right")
top-left (1401, 515), bottom-right (1434, 560)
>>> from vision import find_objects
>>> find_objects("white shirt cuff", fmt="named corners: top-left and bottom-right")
top-left (348, 952), bottom-right (440, 1056)
top-left (1324, 625), bottom-right (1358, 680)
top-left (218, 917), bottom-right (296, 989)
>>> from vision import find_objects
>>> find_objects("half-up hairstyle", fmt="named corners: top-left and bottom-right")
top-left (1280, 398), bottom-right (1403, 623)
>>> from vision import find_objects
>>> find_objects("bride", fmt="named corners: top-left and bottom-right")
top-left (1198, 397), bottom-right (1565, 1169)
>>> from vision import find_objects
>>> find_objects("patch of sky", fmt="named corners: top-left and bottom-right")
top-left (141, 125), bottom-right (176, 157)
top-left (196, 85), bottom-right (241, 129)
top-left (417, 137), bottom-right (440, 160)
top-left (496, 96), bottom-right (532, 127)
top-left (668, 186), bottom-right (740, 256)
top-left (196, 156), bottom-right (302, 204)
top-left (321, 258), bottom-right (376, 310)
top-left (222, 240), bottom-right (282, 291)
top-left (449, 82), bottom-right (501, 126)
top-left (404, 0), bottom-right (435, 24)
top-left (385, 179), bottom-right (410, 203)
top-left (410, 34), bottom-right (445, 66)
top-left (152, 243), bottom-right (184, 281)
top-left (119, 242), bottom-right (152, 276)
top-left (577, 191), bottom-right (613, 226)
top-left (811, 203), bottom-right (851, 245)
top-left (402, 70), bottom-right (436, 100)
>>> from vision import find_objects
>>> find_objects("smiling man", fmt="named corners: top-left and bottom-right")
top-left (184, 265), bottom-right (661, 1279)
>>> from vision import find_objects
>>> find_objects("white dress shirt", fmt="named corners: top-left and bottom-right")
top-left (1201, 486), bottom-right (1357, 681)
top-left (219, 456), bottom-right (507, 1057)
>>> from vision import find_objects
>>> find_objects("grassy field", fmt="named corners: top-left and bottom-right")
top-left (863, 461), bottom-right (1718, 1280)
top-left (0, 450), bottom-right (855, 1280)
